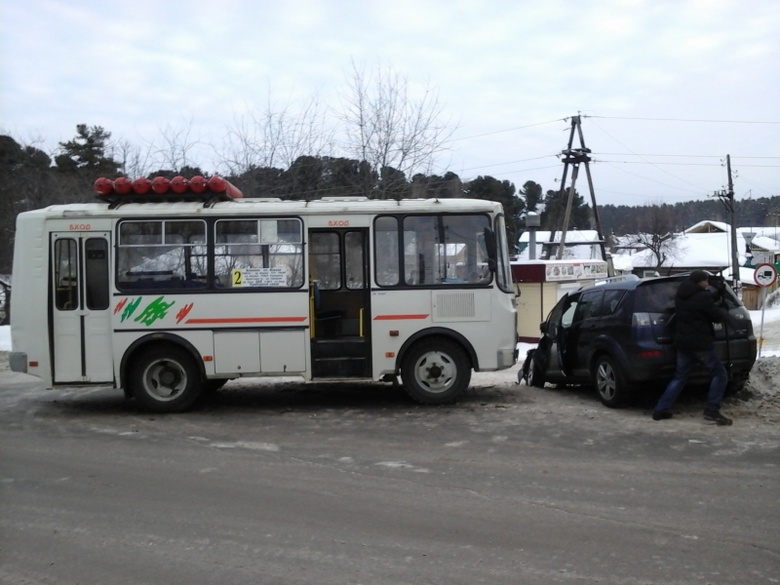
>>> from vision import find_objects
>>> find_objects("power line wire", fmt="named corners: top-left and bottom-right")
top-left (457, 154), bottom-right (558, 173)
top-left (586, 115), bottom-right (780, 125)
top-left (596, 159), bottom-right (780, 168)
top-left (597, 153), bottom-right (780, 160)
top-left (586, 117), bottom-right (710, 192)
top-left (449, 118), bottom-right (566, 141)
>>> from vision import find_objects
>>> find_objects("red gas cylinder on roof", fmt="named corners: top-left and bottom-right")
top-left (132, 177), bottom-right (151, 194)
top-left (93, 177), bottom-right (113, 196)
top-left (151, 176), bottom-right (170, 194)
top-left (207, 175), bottom-right (243, 199)
top-left (170, 175), bottom-right (188, 194)
top-left (113, 177), bottom-right (133, 194)
top-left (189, 175), bottom-right (208, 193)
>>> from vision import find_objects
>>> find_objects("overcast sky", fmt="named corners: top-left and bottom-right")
top-left (2, 0), bottom-right (778, 207)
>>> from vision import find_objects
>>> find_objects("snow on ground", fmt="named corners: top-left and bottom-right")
top-left (737, 305), bottom-right (780, 422)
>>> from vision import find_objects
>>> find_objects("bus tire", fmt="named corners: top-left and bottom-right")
top-left (401, 338), bottom-right (471, 404)
top-left (129, 345), bottom-right (202, 413)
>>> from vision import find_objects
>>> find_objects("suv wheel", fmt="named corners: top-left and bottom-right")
top-left (593, 355), bottom-right (629, 408)
top-left (725, 378), bottom-right (747, 396)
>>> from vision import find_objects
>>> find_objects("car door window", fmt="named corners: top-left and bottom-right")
top-left (561, 302), bottom-right (578, 328)
top-left (573, 290), bottom-right (603, 323)
top-left (595, 289), bottom-right (625, 316)
top-left (558, 293), bottom-right (581, 330)
top-left (545, 293), bottom-right (578, 335)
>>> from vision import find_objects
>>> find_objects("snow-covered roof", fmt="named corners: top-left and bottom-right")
top-left (735, 227), bottom-right (780, 252)
top-left (516, 231), bottom-right (603, 261)
top-left (749, 235), bottom-right (780, 252)
top-left (516, 230), bottom-right (604, 261)
top-left (685, 220), bottom-right (730, 234)
top-left (612, 220), bottom-right (780, 283)
top-left (517, 230), bottom-right (601, 243)
top-left (611, 231), bottom-right (731, 271)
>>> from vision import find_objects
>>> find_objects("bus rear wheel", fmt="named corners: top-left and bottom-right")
top-left (129, 345), bottom-right (202, 413)
top-left (401, 338), bottom-right (471, 404)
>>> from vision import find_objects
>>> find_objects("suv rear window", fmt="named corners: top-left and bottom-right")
top-left (634, 278), bottom-right (743, 314)
top-left (714, 283), bottom-right (742, 309)
top-left (634, 281), bottom-right (679, 313)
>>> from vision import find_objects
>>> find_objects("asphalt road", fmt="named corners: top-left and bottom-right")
top-left (1, 370), bottom-right (778, 585)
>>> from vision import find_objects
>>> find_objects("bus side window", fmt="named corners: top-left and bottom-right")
top-left (85, 238), bottom-right (109, 310)
top-left (54, 238), bottom-right (79, 310)
top-left (374, 216), bottom-right (400, 286)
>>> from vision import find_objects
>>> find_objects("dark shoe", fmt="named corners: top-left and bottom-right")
top-left (703, 410), bottom-right (733, 426)
top-left (652, 410), bottom-right (673, 421)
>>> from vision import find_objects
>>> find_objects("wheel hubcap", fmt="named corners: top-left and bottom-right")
top-left (415, 351), bottom-right (456, 393)
top-left (597, 363), bottom-right (616, 399)
top-left (144, 360), bottom-right (187, 401)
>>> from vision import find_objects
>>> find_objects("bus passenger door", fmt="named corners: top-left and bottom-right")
top-left (309, 229), bottom-right (371, 378)
top-left (50, 233), bottom-right (114, 383)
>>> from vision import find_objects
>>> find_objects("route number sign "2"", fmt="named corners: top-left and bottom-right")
top-left (754, 263), bottom-right (778, 288)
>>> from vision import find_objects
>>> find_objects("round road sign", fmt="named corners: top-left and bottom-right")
top-left (754, 263), bottom-right (778, 288)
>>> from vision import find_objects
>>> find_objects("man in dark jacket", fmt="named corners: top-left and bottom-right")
top-left (652, 270), bottom-right (733, 425)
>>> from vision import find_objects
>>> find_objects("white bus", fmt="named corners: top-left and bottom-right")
top-left (9, 175), bottom-right (518, 412)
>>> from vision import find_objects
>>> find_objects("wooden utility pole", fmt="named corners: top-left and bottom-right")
top-left (714, 154), bottom-right (740, 290)
top-left (546, 116), bottom-right (610, 273)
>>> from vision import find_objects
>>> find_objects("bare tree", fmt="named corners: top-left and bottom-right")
top-left (339, 60), bottom-right (454, 198)
top-left (219, 90), bottom-right (334, 177)
top-left (155, 118), bottom-right (204, 173)
top-left (113, 138), bottom-right (156, 179)
top-left (624, 202), bottom-right (678, 269)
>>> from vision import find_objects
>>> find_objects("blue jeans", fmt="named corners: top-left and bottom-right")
top-left (655, 349), bottom-right (728, 413)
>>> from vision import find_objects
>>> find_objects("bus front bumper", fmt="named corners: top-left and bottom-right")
top-left (497, 347), bottom-right (517, 369)
top-left (9, 352), bottom-right (28, 373)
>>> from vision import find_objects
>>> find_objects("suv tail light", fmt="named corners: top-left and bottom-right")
top-left (632, 312), bottom-right (652, 327)
top-left (634, 312), bottom-right (674, 344)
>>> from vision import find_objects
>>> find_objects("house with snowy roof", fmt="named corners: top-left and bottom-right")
top-left (611, 220), bottom-right (780, 308)
top-left (515, 229), bottom-right (604, 261)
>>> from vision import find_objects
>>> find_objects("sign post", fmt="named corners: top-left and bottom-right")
top-left (753, 263), bottom-right (778, 358)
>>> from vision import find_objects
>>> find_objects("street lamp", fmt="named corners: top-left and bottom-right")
top-left (524, 212), bottom-right (541, 260)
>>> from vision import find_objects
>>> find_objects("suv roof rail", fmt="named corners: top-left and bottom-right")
top-left (579, 274), bottom-right (640, 290)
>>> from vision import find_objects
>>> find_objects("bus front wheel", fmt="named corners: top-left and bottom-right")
top-left (401, 338), bottom-right (471, 404)
top-left (129, 345), bottom-right (202, 413)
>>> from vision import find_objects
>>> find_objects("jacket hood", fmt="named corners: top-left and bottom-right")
top-left (677, 278), bottom-right (703, 300)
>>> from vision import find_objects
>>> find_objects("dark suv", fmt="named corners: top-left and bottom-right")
top-left (522, 273), bottom-right (757, 407)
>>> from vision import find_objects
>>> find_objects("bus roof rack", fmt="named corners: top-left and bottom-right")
top-left (93, 175), bottom-right (244, 207)
top-left (317, 196), bottom-right (370, 202)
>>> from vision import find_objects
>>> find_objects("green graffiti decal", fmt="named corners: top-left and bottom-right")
top-left (134, 296), bottom-right (176, 326)
top-left (120, 297), bottom-right (143, 323)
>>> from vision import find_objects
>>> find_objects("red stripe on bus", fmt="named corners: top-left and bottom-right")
top-left (186, 317), bottom-right (308, 324)
top-left (373, 314), bottom-right (429, 321)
